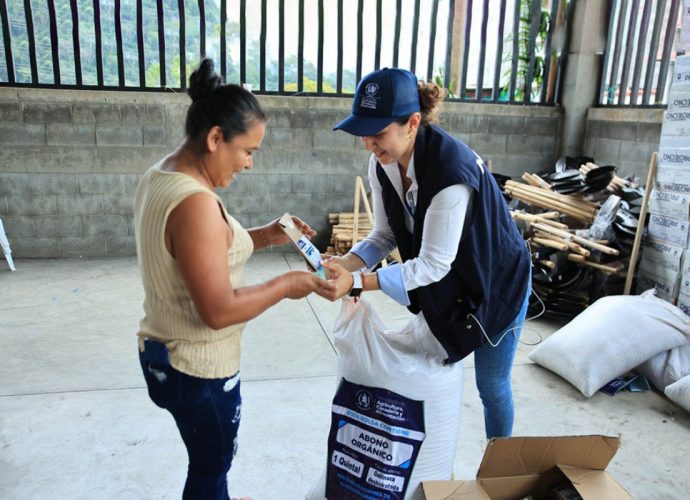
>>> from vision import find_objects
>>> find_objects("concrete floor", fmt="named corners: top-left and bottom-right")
top-left (1, 254), bottom-right (689, 500)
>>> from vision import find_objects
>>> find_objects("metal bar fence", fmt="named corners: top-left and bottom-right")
top-left (0, 0), bottom-right (644, 107)
top-left (136, 0), bottom-right (144, 86)
top-left (47, 0), bottom-right (60, 84)
top-left (599, 0), bottom-right (683, 106)
top-left (443, 0), bottom-right (455, 91)
top-left (23, 0), bottom-right (37, 83)
top-left (459, 0), bottom-right (473, 100)
top-left (0, 0), bottom-right (14, 83)
top-left (476, 0), bottom-right (489, 102)
top-left (426, 0), bottom-right (440, 83)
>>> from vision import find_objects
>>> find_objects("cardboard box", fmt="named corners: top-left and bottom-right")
top-left (636, 268), bottom-right (678, 303)
top-left (654, 165), bottom-right (690, 194)
top-left (277, 212), bottom-right (326, 276)
top-left (673, 55), bottom-right (690, 86)
top-left (667, 87), bottom-right (690, 114)
top-left (647, 213), bottom-right (690, 247)
top-left (677, 291), bottom-right (690, 317)
top-left (641, 237), bottom-right (684, 272)
top-left (680, 257), bottom-right (690, 295)
top-left (662, 87), bottom-right (690, 137)
top-left (661, 109), bottom-right (690, 138)
top-left (422, 435), bottom-right (632, 500)
top-left (648, 188), bottom-right (690, 220)
top-left (658, 148), bottom-right (690, 170)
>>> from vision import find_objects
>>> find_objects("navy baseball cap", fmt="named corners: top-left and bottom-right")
top-left (333, 68), bottom-right (420, 137)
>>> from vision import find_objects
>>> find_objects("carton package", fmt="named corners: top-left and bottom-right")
top-left (422, 435), bottom-right (632, 500)
top-left (277, 212), bottom-right (326, 277)
top-left (677, 291), bottom-right (690, 317)
top-left (662, 109), bottom-right (690, 137)
top-left (648, 189), bottom-right (690, 220)
top-left (641, 237), bottom-right (684, 272)
top-left (656, 139), bottom-right (690, 193)
top-left (680, 258), bottom-right (690, 295)
top-left (662, 87), bottom-right (690, 137)
top-left (636, 269), bottom-right (678, 303)
top-left (654, 165), bottom-right (690, 194)
top-left (667, 87), bottom-right (690, 114)
top-left (673, 55), bottom-right (690, 85)
top-left (647, 213), bottom-right (690, 247)
top-left (658, 144), bottom-right (690, 170)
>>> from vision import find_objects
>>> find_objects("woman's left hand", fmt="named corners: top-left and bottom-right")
top-left (263, 216), bottom-right (317, 246)
top-left (319, 260), bottom-right (355, 301)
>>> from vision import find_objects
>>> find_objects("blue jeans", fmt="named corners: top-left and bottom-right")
top-left (139, 342), bottom-right (242, 500)
top-left (473, 288), bottom-right (530, 439)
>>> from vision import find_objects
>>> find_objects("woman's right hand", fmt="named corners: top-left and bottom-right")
top-left (283, 270), bottom-right (335, 300)
top-left (320, 253), bottom-right (366, 275)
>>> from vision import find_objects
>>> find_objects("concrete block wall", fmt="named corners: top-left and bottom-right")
top-left (0, 88), bottom-right (562, 258)
top-left (584, 107), bottom-right (664, 181)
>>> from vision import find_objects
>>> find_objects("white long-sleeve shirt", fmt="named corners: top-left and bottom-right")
top-left (350, 152), bottom-right (473, 306)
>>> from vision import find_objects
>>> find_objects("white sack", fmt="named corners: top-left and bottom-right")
top-left (306, 298), bottom-right (463, 500)
top-left (636, 343), bottom-right (690, 391)
top-left (665, 375), bottom-right (690, 413)
top-left (529, 290), bottom-right (690, 397)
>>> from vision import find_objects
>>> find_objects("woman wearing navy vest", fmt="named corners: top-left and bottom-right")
top-left (321, 68), bottom-right (532, 439)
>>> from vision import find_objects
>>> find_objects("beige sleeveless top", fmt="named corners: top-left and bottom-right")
top-left (134, 164), bottom-right (254, 378)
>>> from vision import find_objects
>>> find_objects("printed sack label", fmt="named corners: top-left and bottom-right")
top-left (325, 379), bottom-right (425, 500)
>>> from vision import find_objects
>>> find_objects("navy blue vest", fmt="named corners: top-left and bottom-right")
top-left (376, 125), bottom-right (531, 363)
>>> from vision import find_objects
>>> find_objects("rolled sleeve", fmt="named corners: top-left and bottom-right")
top-left (350, 240), bottom-right (388, 269)
top-left (376, 264), bottom-right (411, 306)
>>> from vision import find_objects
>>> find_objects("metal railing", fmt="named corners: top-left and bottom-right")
top-left (0, 0), bottom-right (571, 104)
top-left (599, 0), bottom-right (684, 107)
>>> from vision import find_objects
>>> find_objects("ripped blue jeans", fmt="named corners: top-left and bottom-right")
top-left (139, 340), bottom-right (242, 500)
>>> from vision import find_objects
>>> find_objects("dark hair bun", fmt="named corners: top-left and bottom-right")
top-left (188, 59), bottom-right (222, 102)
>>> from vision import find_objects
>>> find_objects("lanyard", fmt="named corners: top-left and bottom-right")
top-left (404, 194), bottom-right (415, 217)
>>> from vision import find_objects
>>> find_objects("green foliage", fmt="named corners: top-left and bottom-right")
top-left (433, 67), bottom-right (456, 98)
top-left (284, 77), bottom-right (337, 94)
top-left (0, 0), bottom-right (221, 88)
top-left (500, 0), bottom-right (553, 102)
top-left (0, 2), bottom-right (353, 94)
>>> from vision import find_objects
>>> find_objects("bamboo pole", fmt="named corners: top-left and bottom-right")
top-left (576, 260), bottom-right (620, 273)
top-left (531, 237), bottom-right (569, 251)
top-left (566, 253), bottom-right (618, 273)
top-left (530, 173), bottom-right (552, 190)
top-left (522, 172), bottom-right (542, 187)
top-left (505, 180), bottom-right (597, 205)
top-left (505, 181), bottom-right (599, 211)
top-left (505, 188), bottom-right (598, 216)
top-left (511, 211), bottom-right (569, 229)
top-left (506, 189), bottom-right (595, 222)
top-left (506, 190), bottom-right (594, 219)
top-left (329, 214), bottom-right (370, 221)
top-left (533, 230), bottom-right (591, 257)
top-left (531, 222), bottom-right (620, 256)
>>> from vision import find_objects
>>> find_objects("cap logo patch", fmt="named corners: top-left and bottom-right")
top-left (359, 82), bottom-right (380, 110)
top-left (365, 83), bottom-right (379, 95)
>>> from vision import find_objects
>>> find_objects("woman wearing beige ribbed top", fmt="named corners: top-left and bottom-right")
top-left (133, 58), bottom-right (334, 500)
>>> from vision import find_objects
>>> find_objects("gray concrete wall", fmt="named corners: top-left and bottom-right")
top-left (0, 88), bottom-right (562, 258)
top-left (584, 107), bottom-right (663, 180)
